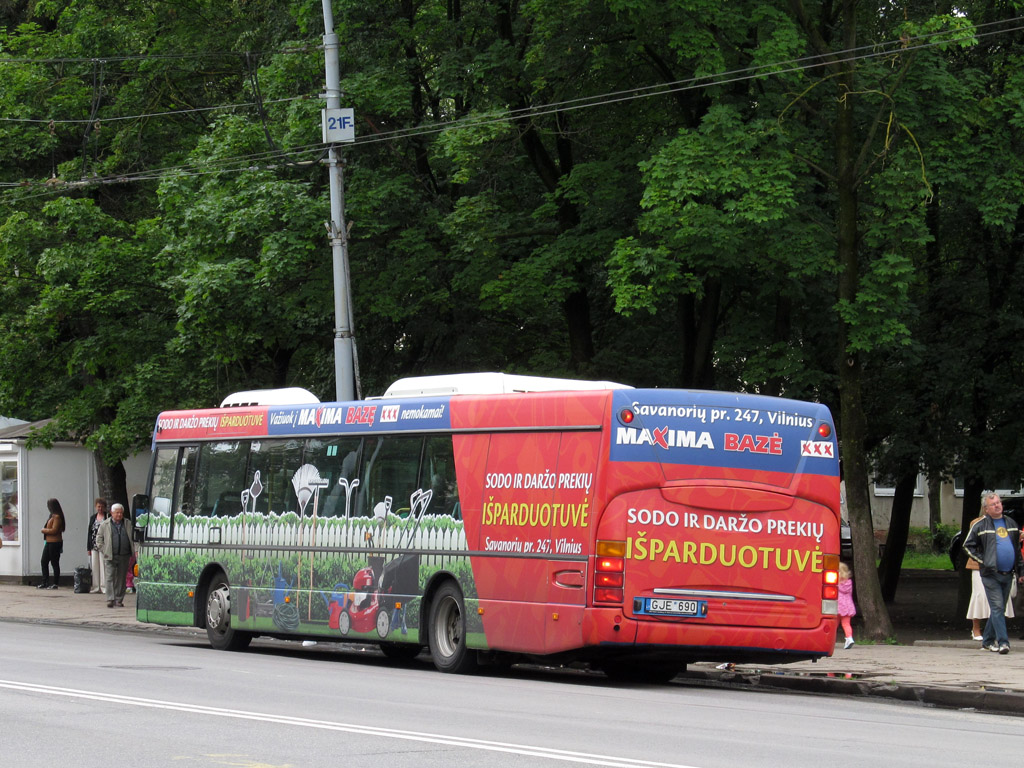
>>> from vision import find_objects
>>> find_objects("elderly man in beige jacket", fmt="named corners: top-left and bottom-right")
top-left (94, 503), bottom-right (136, 608)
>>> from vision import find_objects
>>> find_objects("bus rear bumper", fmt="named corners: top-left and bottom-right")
top-left (582, 607), bottom-right (837, 664)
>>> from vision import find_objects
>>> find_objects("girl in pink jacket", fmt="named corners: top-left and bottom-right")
top-left (838, 562), bottom-right (856, 649)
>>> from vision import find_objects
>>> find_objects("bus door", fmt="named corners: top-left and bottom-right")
top-left (543, 430), bottom-right (602, 653)
top-left (475, 431), bottom-right (561, 655)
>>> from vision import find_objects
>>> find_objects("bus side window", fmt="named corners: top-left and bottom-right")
top-left (421, 435), bottom-right (459, 518)
top-left (360, 436), bottom-right (423, 519)
top-left (149, 448), bottom-right (178, 519)
top-left (305, 437), bottom-right (362, 518)
top-left (178, 446), bottom-right (199, 517)
top-left (193, 441), bottom-right (249, 518)
top-left (145, 447), bottom-right (180, 538)
top-left (247, 439), bottom-right (303, 516)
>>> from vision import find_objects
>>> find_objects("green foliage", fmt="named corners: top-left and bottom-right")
top-left (899, 524), bottom-right (959, 556)
top-left (928, 524), bottom-right (959, 555)
top-left (898, 552), bottom-right (953, 571)
top-left (608, 106), bottom-right (804, 315)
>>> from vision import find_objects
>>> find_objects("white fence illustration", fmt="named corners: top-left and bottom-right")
top-left (143, 513), bottom-right (468, 568)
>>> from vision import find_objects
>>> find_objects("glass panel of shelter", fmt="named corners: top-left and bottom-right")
top-left (1, 459), bottom-right (18, 543)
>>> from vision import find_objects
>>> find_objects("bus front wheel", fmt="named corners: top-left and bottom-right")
top-left (428, 582), bottom-right (477, 674)
top-left (205, 576), bottom-right (252, 652)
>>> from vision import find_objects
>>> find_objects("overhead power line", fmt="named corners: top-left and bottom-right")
top-left (2, 14), bottom-right (1022, 200)
top-left (0, 44), bottom-right (320, 66)
top-left (0, 95), bottom-right (316, 125)
top-left (349, 17), bottom-right (1024, 148)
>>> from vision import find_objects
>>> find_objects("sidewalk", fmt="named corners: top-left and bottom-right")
top-left (688, 641), bottom-right (1024, 716)
top-left (2, 580), bottom-right (1023, 716)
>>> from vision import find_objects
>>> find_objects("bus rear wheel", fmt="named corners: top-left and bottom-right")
top-left (205, 576), bottom-right (252, 652)
top-left (428, 582), bottom-right (477, 674)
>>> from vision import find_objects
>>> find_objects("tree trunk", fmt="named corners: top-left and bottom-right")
top-left (835, 0), bottom-right (893, 640)
top-left (839, 357), bottom-right (894, 639)
top-left (878, 471), bottom-right (916, 603)
top-left (956, 476), bottom-right (985, 618)
top-left (94, 453), bottom-right (129, 512)
top-left (676, 278), bottom-right (721, 388)
top-left (564, 287), bottom-right (594, 370)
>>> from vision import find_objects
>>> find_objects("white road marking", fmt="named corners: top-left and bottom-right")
top-left (0, 679), bottom-right (700, 768)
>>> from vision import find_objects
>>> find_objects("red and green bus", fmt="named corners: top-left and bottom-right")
top-left (134, 373), bottom-right (841, 680)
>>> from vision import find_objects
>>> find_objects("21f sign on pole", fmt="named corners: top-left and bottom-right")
top-left (322, 108), bottom-right (355, 143)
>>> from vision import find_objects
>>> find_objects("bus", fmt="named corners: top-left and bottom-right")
top-left (133, 373), bottom-right (841, 680)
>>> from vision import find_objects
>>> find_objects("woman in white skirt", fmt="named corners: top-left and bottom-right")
top-left (87, 498), bottom-right (108, 594)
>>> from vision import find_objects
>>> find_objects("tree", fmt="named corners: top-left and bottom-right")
top-left (0, 196), bottom-right (172, 505)
top-left (0, 1), bottom-right (319, 498)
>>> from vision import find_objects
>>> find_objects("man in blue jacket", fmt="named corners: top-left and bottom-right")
top-left (964, 493), bottom-right (1024, 654)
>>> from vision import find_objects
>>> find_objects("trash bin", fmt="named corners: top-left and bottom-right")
top-left (73, 566), bottom-right (92, 594)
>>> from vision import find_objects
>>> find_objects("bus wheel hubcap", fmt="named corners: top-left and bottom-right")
top-left (437, 597), bottom-right (461, 657)
top-left (208, 586), bottom-right (229, 631)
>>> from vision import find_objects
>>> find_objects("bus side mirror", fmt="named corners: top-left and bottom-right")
top-left (131, 493), bottom-right (149, 527)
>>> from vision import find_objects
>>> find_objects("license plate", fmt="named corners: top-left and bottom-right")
top-left (636, 597), bottom-right (707, 617)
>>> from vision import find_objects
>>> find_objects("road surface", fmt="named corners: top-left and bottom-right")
top-left (1, 622), bottom-right (1019, 767)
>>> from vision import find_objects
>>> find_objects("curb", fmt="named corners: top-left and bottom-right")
top-left (684, 668), bottom-right (1024, 717)
top-left (0, 615), bottom-right (199, 638)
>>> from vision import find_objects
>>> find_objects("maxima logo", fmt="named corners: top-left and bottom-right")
top-left (615, 427), bottom-right (715, 450)
top-left (294, 405), bottom-right (378, 428)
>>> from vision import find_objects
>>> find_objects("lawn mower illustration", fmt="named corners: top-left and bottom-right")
top-left (337, 488), bottom-right (432, 639)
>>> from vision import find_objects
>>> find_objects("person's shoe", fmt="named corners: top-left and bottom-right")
top-left (125, 587), bottom-right (135, 594)
top-left (106, 601), bottom-right (114, 608)
top-left (115, 601), bottom-right (124, 607)
top-left (999, 644), bottom-right (1010, 654)
top-left (46, 584), bottom-right (58, 589)
top-left (983, 643), bottom-right (1001, 652)
top-left (36, 583), bottom-right (48, 589)
top-left (843, 637), bottom-right (855, 650)
top-left (972, 633), bottom-right (983, 641)
top-left (89, 588), bottom-right (100, 594)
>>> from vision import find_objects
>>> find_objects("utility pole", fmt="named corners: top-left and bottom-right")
top-left (321, 0), bottom-right (358, 401)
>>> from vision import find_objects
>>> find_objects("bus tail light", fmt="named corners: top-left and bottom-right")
top-left (822, 553), bottom-right (839, 614)
top-left (594, 540), bottom-right (625, 604)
